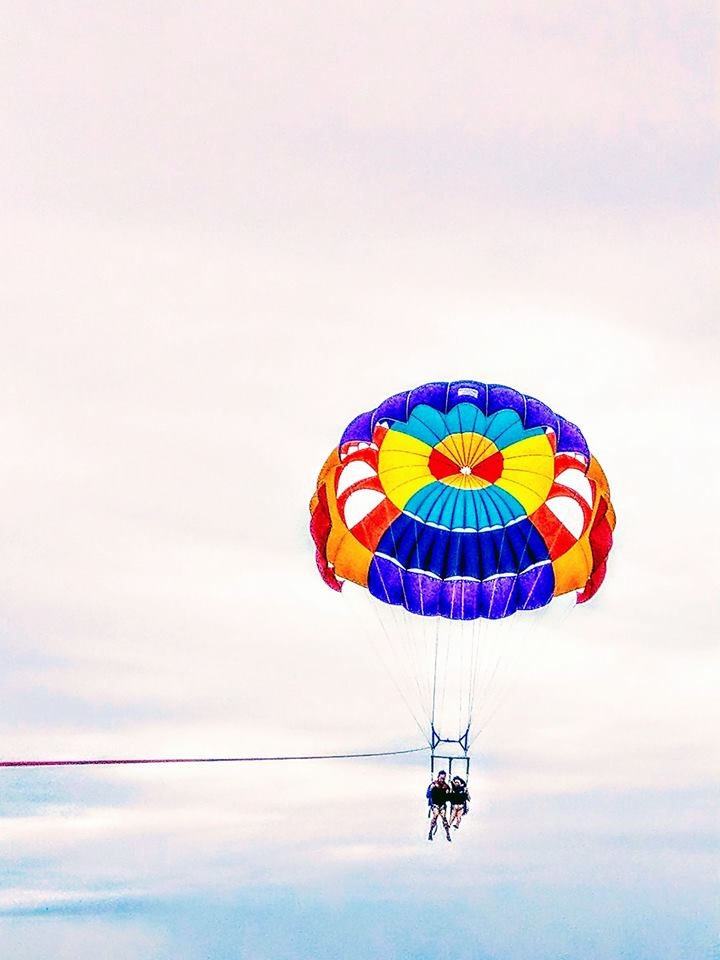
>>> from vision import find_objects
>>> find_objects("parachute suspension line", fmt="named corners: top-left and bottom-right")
top-left (370, 566), bottom-right (433, 734)
top-left (457, 619), bottom-right (465, 740)
top-left (363, 593), bottom-right (431, 745)
top-left (465, 620), bottom-right (476, 719)
top-left (468, 595), bottom-right (578, 747)
top-left (430, 617), bottom-right (439, 742)
top-left (406, 605), bottom-right (434, 731)
top-left (461, 615), bottom-right (483, 757)
top-left (465, 615), bottom-right (484, 739)
top-left (435, 622), bottom-right (446, 738)
top-left (459, 617), bottom-right (473, 740)
top-left (473, 618), bottom-right (488, 721)
top-left (0, 746), bottom-right (429, 769)
top-left (470, 618), bottom-right (483, 735)
top-left (470, 615), bottom-right (527, 745)
top-left (485, 597), bottom-right (531, 734)
top-left (466, 616), bottom-right (483, 739)
top-left (389, 600), bottom-right (432, 735)
top-left (471, 611), bottom-right (521, 742)
top-left (429, 616), bottom-right (471, 781)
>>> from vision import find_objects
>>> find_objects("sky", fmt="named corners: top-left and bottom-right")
top-left (1, 2), bottom-right (719, 958)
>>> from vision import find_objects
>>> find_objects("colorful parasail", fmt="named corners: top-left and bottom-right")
top-left (310, 380), bottom-right (615, 621)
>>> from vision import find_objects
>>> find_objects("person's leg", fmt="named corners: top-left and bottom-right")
top-left (428, 806), bottom-right (439, 839)
top-left (440, 805), bottom-right (451, 841)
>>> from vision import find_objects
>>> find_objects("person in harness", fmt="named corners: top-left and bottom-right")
top-left (426, 770), bottom-right (452, 842)
top-left (448, 775), bottom-right (470, 830)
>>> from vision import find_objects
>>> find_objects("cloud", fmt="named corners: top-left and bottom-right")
top-left (0, 916), bottom-right (165, 960)
top-left (0, 888), bottom-right (147, 917)
top-left (1, 1), bottom-right (716, 233)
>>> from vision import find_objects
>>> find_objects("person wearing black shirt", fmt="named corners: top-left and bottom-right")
top-left (448, 776), bottom-right (470, 830)
top-left (426, 770), bottom-right (452, 841)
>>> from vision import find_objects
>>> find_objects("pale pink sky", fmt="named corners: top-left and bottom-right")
top-left (0, 4), bottom-right (718, 958)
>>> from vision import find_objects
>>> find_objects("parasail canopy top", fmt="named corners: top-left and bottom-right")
top-left (310, 380), bottom-right (615, 621)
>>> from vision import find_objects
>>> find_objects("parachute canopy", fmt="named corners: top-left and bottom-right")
top-left (310, 381), bottom-right (615, 621)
